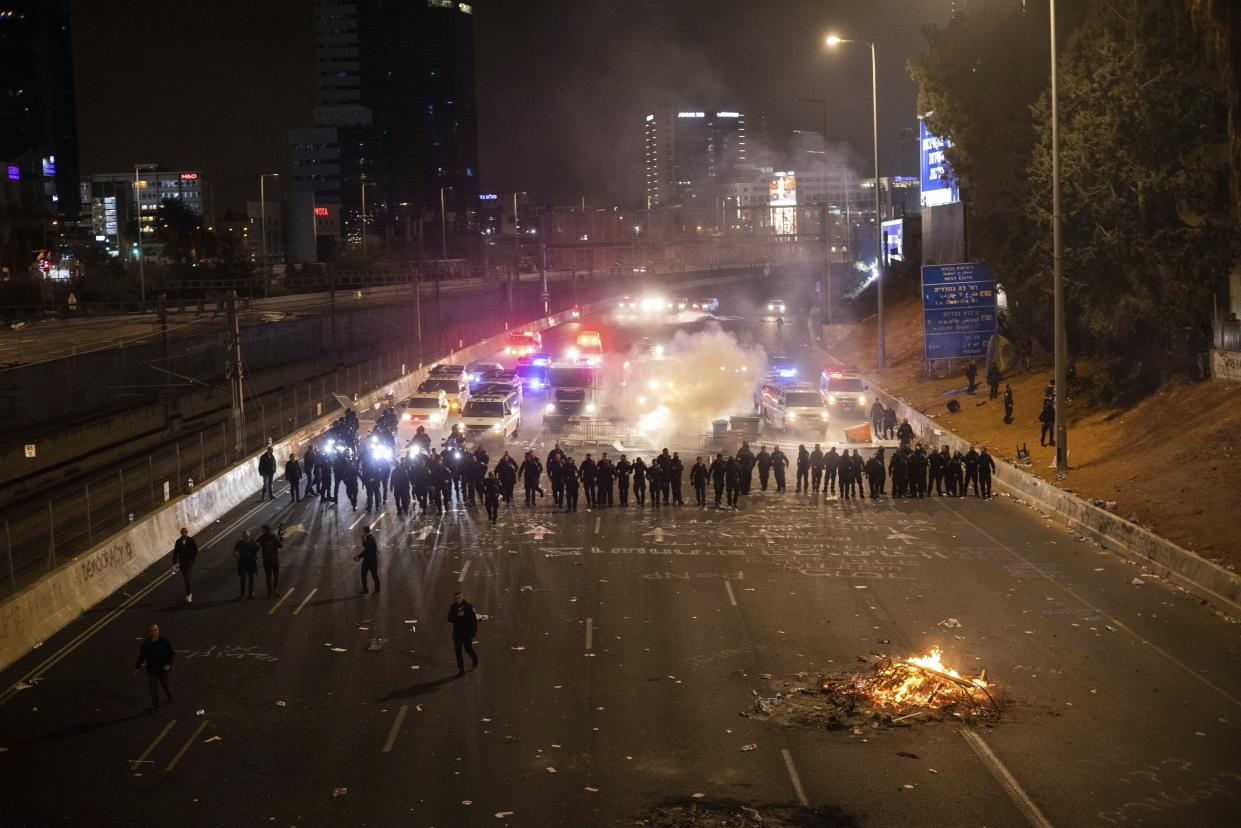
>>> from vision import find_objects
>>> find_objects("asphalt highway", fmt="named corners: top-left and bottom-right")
top-left (2, 285), bottom-right (1239, 827)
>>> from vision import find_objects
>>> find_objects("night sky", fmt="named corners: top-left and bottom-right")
top-left (72, 0), bottom-right (949, 213)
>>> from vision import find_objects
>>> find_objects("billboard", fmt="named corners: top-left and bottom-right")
top-left (770, 171), bottom-right (797, 235)
top-left (919, 118), bottom-right (959, 208)
top-left (921, 262), bottom-right (996, 360)
top-left (881, 218), bottom-right (904, 262)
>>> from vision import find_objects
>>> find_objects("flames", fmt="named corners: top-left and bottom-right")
top-left (826, 647), bottom-right (997, 718)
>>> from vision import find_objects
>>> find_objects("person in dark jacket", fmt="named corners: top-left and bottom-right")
top-left (850, 450), bottom-right (867, 499)
top-left (809, 444), bottom-right (825, 493)
top-left (963, 446), bottom-right (981, 497)
top-left (690, 457), bottom-right (709, 506)
top-left (302, 445), bottom-right (319, 497)
top-left (978, 447), bottom-right (996, 498)
top-left (632, 458), bottom-right (647, 505)
top-left (496, 452), bottom-right (518, 505)
top-left (897, 419), bottom-right (914, 449)
top-left (519, 452), bottom-right (543, 507)
top-left (233, 530), bottom-right (259, 598)
top-left (1003, 384), bottom-right (1014, 424)
top-left (795, 445), bottom-right (810, 494)
top-left (563, 459), bottom-right (580, 512)
top-left (824, 446), bottom-right (840, 495)
top-left (948, 450), bottom-right (965, 496)
top-left (258, 524), bottom-right (283, 597)
top-left (986, 363), bottom-right (1001, 399)
top-left (171, 528), bottom-right (198, 604)
top-left (356, 526), bottom-right (380, 594)
top-left (616, 455), bottom-right (632, 506)
top-left (710, 453), bottom-right (727, 506)
top-left (547, 447), bottom-right (565, 506)
top-left (579, 454), bottom-right (597, 507)
top-left (482, 472), bottom-right (501, 522)
top-left (928, 446), bottom-right (946, 496)
top-left (888, 449), bottom-right (908, 497)
top-left (866, 448), bottom-right (886, 497)
top-left (258, 447), bottom-right (277, 500)
top-left (669, 453), bottom-right (685, 505)
top-left (755, 445), bottom-right (772, 491)
top-left (770, 446), bottom-right (789, 492)
top-left (965, 362), bottom-right (978, 394)
top-left (646, 460), bottom-right (665, 507)
top-left (883, 405), bottom-right (898, 440)
top-left (838, 452), bottom-right (854, 500)
top-left (725, 455), bottom-right (741, 507)
top-left (1039, 399), bottom-right (1056, 446)
top-left (737, 442), bottom-right (755, 495)
top-left (448, 590), bottom-right (479, 676)
top-left (134, 624), bottom-right (174, 711)
top-left (596, 453), bottom-right (615, 507)
top-left (870, 400), bottom-right (885, 437)
top-left (391, 458), bottom-right (412, 516)
top-left (285, 455), bottom-right (303, 502)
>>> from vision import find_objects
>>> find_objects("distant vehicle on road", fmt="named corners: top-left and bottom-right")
top-left (759, 382), bottom-right (829, 432)
top-left (465, 361), bottom-right (504, 387)
top-left (400, 390), bottom-right (450, 430)
top-left (418, 367), bottom-right (469, 412)
top-left (691, 297), bottom-right (720, 313)
top-left (567, 331), bottom-right (603, 365)
top-left (504, 330), bottom-right (542, 357)
top-left (820, 369), bottom-right (869, 415)
top-left (461, 393), bottom-right (522, 441)
top-left (766, 298), bottom-right (787, 316)
top-left (767, 356), bottom-right (798, 380)
top-left (545, 363), bottom-right (599, 418)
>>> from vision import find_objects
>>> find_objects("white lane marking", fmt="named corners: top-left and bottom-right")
top-left (781, 748), bottom-right (809, 806)
top-left (412, 526), bottom-right (433, 541)
top-left (292, 587), bottom-right (318, 616)
top-left (204, 499), bottom-right (273, 548)
top-left (724, 580), bottom-right (738, 607)
top-left (369, 514), bottom-right (385, 529)
top-left (961, 729), bottom-right (1053, 828)
top-left (165, 719), bottom-right (210, 771)
top-left (348, 513), bottom-right (368, 530)
top-left (267, 588), bottom-right (296, 615)
top-left (594, 517), bottom-right (601, 535)
top-left (585, 617), bottom-right (593, 651)
top-left (458, 560), bottom-right (471, 583)
top-left (939, 498), bottom-right (1241, 709)
top-left (382, 704), bottom-right (410, 753)
top-left (0, 569), bottom-right (174, 707)
top-left (130, 719), bottom-right (177, 770)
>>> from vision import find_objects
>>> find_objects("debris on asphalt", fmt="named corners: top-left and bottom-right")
top-left (520, 585), bottom-right (534, 592)
top-left (276, 700), bottom-right (287, 707)
top-left (510, 646), bottom-right (526, 652)
top-left (204, 736), bottom-right (222, 743)
top-left (939, 618), bottom-right (962, 629)
top-left (546, 767), bottom-right (557, 773)
top-left (740, 743), bottom-right (758, 751)
top-left (585, 786), bottom-right (600, 792)
top-left (14, 682), bottom-right (34, 691)
top-left (368, 638), bottom-right (386, 652)
top-left (332, 787), bottom-right (348, 798)
top-left (477, 614), bottom-right (490, 622)
top-left (495, 812), bottom-right (514, 819)
top-left (196, 709), bottom-right (206, 716)
top-left (331, 647), bottom-right (347, 653)
top-left (1130, 578), bottom-right (1145, 586)
top-left (896, 752), bottom-right (919, 759)
top-left (32, 642), bottom-right (43, 649)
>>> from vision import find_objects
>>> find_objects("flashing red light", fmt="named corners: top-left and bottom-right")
top-left (830, 370), bottom-right (844, 379)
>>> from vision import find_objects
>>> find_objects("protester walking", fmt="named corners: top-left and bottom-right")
top-left (986, 363), bottom-right (1001, 399)
top-left (258, 447), bottom-right (277, 500)
top-left (1003, 384), bottom-right (1014, 424)
top-left (285, 455), bottom-right (303, 502)
top-left (448, 590), bottom-right (479, 677)
top-left (356, 526), bottom-right (380, 594)
top-left (171, 528), bottom-right (198, 604)
top-left (233, 530), bottom-right (259, 598)
top-left (134, 624), bottom-right (174, 712)
top-left (258, 524), bottom-right (283, 597)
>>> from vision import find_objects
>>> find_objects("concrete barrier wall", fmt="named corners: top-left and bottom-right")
top-left (0, 268), bottom-right (756, 672)
top-left (812, 345), bottom-right (1241, 616)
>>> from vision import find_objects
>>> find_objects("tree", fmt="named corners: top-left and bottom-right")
top-left (1023, 0), bottom-right (1233, 383)
top-left (153, 197), bottom-right (204, 265)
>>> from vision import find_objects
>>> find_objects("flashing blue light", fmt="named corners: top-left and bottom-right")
top-left (532, 357), bottom-right (549, 366)
top-left (529, 379), bottom-right (543, 389)
top-left (778, 368), bottom-right (797, 379)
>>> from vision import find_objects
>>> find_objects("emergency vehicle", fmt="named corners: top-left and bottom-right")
top-left (758, 382), bottom-right (830, 432)
top-left (820, 368), bottom-right (869, 414)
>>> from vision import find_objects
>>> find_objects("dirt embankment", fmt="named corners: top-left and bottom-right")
top-left (827, 296), bottom-right (1241, 569)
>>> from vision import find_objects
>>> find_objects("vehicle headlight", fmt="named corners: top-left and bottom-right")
top-left (828, 395), bottom-right (837, 404)
top-left (545, 403), bottom-right (555, 413)
top-left (585, 403), bottom-right (597, 414)
top-left (858, 395), bottom-right (866, 405)
top-left (820, 411), bottom-right (829, 420)
top-left (401, 412), bottom-right (411, 421)
top-left (492, 424), bottom-right (503, 431)
top-left (788, 411), bottom-right (797, 420)
top-left (647, 379), bottom-right (660, 391)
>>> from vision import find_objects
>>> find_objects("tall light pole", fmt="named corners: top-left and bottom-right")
top-left (259, 172), bottom-right (279, 293)
top-left (826, 34), bottom-right (884, 367)
top-left (133, 163), bottom-right (157, 310)
top-left (1049, 0), bottom-right (1068, 469)
top-left (360, 176), bottom-right (375, 258)
top-left (439, 185), bottom-right (454, 260)
top-left (802, 98), bottom-right (832, 324)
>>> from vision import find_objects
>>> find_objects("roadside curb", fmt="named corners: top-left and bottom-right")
top-left (811, 343), bottom-right (1241, 618)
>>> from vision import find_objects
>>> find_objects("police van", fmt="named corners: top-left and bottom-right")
top-left (476, 377), bottom-right (523, 408)
top-left (759, 382), bottom-right (830, 432)
top-left (400, 389), bottom-right (450, 430)
top-left (820, 368), bottom-right (869, 415)
top-left (419, 365), bottom-right (470, 412)
top-left (460, 392), bottom-right (522, 440)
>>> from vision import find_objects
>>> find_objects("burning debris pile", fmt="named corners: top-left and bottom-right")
top-left (746, 648), bottom-right (1001, 731)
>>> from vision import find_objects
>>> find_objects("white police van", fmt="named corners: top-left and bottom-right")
top-left (460, 392), bottom-right (521, 440)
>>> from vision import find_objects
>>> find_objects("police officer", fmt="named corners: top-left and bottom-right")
top-left (285, 454), bottom-right (303, 502)
top-left (756, 445), bottom-right (772, 491)
top-left (888, 448), bottom-right (908, 498)
top-left (867, 448), bottom-right (886, 497)
top-left (434, 455), bottom-right (454, 514)
top-left (258, 447), bottom-right (277, 501)
top-left (725, 455), bottom-right (741, 508)
top-left (302, 445), bottom-right (319, 498)
top-left (391, 457), bottom-right (412, 516)
top-left (497, 452), bottom-right (518, 505)
top-left (770, 445), bottom-right (789, 493)
top-left (364, 463), bottom-right (383, 512)
top-left (462, 453), bottom-right (482, 506)
top-left (937, 446), bottom-right (952, 496)
top-left (656, 449), bottom-right (673, 505)
top-left (948, 450), bottom-right (965, 496)
top-left (1039, 399), bottom-right (1056, 446)
top-left (839, 452), bottom-right (854, 500)
top-left (448, 590), bottom-right (479, 677)
top-left (810, 444), bottom-right (825, 493)
top-left (824, 446), bottom-right (840, 495)
top-left (519, 451), bottom-right (543, 506)
top-left (908, 446), bottom-right (926, 498)
top-left (563, 457), bottom-right (580, 512)
top-left (646, 459), bottom-right (665, 508)
top-left (978, 446), bottom-right (996, 498)
top-left (632, 457), bottom-right (647, 505)
top-left (233, 530), bottom-right (259, 598)
top-left (412, 455), bottom-right (431, 514)
top-left (737, 442), bottom-right (755, 495)
top-left (850, 450), bottom-right (867, 499)
top-left (258, 524), bottom-right (283, 597)
top-left (928, 446), bottom-right (945, 496)
top-left (616, 454), bottom-right (632, 506)
top-left (596, 452), bottom-right (615, 507)
top-left (963, 445), bottom-right (981, 497)
top-left (482, 471), bottom-right (501, 522)
top-left (547, 447), bottom-right (565, 507)
top-left (710, 452), bottom-right (727, 506)
top-left (344, 457), bottom-right (361, 510)
top-left (670, 452), bottom-right (685, 505)
top-left (897, 419), bottom-right (914, 449)
top-left (795, 445), bottom-right (810, 494)
top-left (579, 454), bottom-right (597, 507)
top-left (356, 526), bottom-right (380, 594)
top-left (690, 456), bottom-right (709, 506)
top-left (987, 363), bottom-right (1001, 399)
top-left (1003, 384), bottom-right (1014, 424)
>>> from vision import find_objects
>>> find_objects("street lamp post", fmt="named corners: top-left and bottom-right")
top-left (1049, 0), bottom-right (1068, 469)
top-left (133, 163), bottom-right (157, 310)
top-left (439, 185), bottom-right (454, 260)
top-left (826, 34), bottom-right (884, 367)
top-left (259, 172), bottom-right (279, 296)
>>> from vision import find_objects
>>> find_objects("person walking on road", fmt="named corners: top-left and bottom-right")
top-left (965, 362), bottom-right (978, 394)
top-left (1003, 384), bottom-right (1014, 424)
top-left (755, 446), bottom-right (772, 491)
top-left (810, 444), bottom-right (825, 493)
top-left (579, 454), bottom-right (597, 508)
top-left (978, 447), bottom-right (996, 498)
top-left (356, 526), bottom-right (380, 594)
top-left (258, 524), bottom-right (283, 597)
top-left (690, 456), bottom-right (708, 506)
top-left (725, 455), bottom-right (741, 508)
top-left (285, 455), bottom-right (303, 502)
top-left (710, 453), bottom-right (727, 507)
top-left (171, 528), bottom-right (198, 604)
top-left (737, 442), bottom-right (755, 495)
top-left (870, 399), bottom-right (885, 438)
top-left (233, 530), bottom-right (259, 598)
top-left (482, 471), bottom-right (501, 522)
top-left (670, 452), bottom-right (685, 505)
top-left (258, 447), bottom-right (277, 500)
top-left (770, 446), bottom-right (789, 493)
top-left (795, 445), bottom-right (810, 494)
top-left (632, 457), bottom-right (647, 505)
top-left (134, 623), bottom-right (174, 712)
top-left (563, 458), bottom-right (580, 512)
top-left (616, 455), bottom-right (632, 507)
top-left (824, 446), bottom-right (840, 495)
top-left (448, 590), bottom-right (479, 677)
top-left (963, 446), bottom-right (981, 497)
top-left (1039, 398), bottom-right (1056, 446)
top-left (987, 363), bottom-right (1001, 399)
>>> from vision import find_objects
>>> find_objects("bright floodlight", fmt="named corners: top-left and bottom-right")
top-left (826, 34), bottom-right (842, 46)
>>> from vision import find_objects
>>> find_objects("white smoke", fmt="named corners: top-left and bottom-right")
top-left (604, 322), bottom-right (766, 447)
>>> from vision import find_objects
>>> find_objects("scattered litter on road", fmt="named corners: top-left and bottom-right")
top-left (368, 638), bottom-right (386, 652)
top-left (411, 665), bottom-right (421, 670)
top-left (196, 709), bottom-right (206, 716)
top-left (462, 800), bottom-right (472, 805)
top-left (854, 585), bottom-right (868, 590)
top-left (415, 704), bottom-right (423, 712)
top-left (928, 768), bottom-right (938, 774)
top-left (584, 786), bottom-right (599, 792)
top-left (32, 642), bottom-right (43, 649)
top-left (13, 682), bottom-right (34, 691)
top-left (546, 767), bottom-right (557, 773)
top-left (740, 743), bottom-right (758, 751)
top-left (939, 618), bottom-right (962, 629)
top-left (1130, 578), bottom-right (1145, 586)
top-left (332, 787), bottom-right (348, 798)
top-left (331, 647), bottom-right (347, 653)
top-left (1195, 731), bottom-right (1206, 737)
top-left (897, 752), bottom-right (919, 759)
top-left (403, 619), bottom-right (418, 624)
top-left (691, 792), bottom-right (705, 799)
top-left (204, 736), bottom-right (222, 743)
top-left (276, 700), bottom-right (287, 707)
top-left (495, 812), bottom-right (513, 819)
top-left (357, 626), bottom-right (369, 631)
top-left (1105, 625), bottom-right (1118, 633)
top-left (510, 646), bottom-right (526, 652)
top-left (902, 784), bottom-right (916, 790)
top-left (476, 614), bottom-right (490, 622)
top-left (520, 585), bottom-right (534, 592)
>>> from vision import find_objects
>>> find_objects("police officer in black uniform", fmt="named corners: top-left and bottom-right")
top-left (616, 454), bottom-right (632, 506)
top-left (690, 456), bottom-right (708, 506)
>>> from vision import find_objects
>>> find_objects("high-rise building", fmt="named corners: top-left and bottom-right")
top-left (289, 0), bottom-right (479, 256)
top-left (0, 1), bottom-right (80, 219)
top-left (644, 108), bottom-right (747, 208)
top-left (82, 170), bottom-right (213, 257)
